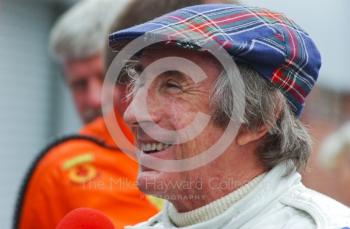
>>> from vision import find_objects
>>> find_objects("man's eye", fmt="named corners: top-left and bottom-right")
top-left (164, 80), bottom-right (182, 93)
top-left (166, 81), bottom-right (180, 88)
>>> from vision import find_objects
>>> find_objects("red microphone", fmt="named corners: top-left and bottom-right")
top-left (56, 208), bottom-right (115, 229)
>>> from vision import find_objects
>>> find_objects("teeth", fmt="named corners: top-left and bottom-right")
top-left (144, 144), bottom-right (151, 151)
top-left (140, 142), bottom-right (171, 152)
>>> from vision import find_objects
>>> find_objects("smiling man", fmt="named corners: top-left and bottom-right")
top-left (16, 1), bottom-right (220, 229)
top-left (49, 0), bottom-right (128, 124)
top-left (108, 4), bottom-right (350, 228)
top-left (123, 46), bottom-right (255, 209)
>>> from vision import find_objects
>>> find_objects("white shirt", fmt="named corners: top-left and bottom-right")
top-left (126, 163), bottom-right (350, 229)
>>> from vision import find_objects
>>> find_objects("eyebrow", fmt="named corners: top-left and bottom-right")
top-left (126, 55), bottom-right (189, 82)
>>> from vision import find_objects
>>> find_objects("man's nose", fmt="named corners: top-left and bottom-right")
top-left (123, 97), bottom-right (137, 127)
top-left (87, 79), bottom-right (102, 108)
top-left (123, 87), bottom-right (160, 127)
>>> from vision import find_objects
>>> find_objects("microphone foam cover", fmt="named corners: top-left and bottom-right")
top-left (56, 208), bottom-right (115, 229)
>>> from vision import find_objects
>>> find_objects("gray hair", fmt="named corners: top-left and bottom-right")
top-left (211, 64), bottom-right (312, 173)
top-left (49, 0), bottom-right (127, 62)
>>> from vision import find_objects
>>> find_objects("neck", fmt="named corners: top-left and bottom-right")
top-left (170, 164), bottom-right (265, 212)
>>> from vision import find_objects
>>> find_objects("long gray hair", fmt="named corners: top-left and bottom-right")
top-left (211, 64), bottom-right (312, 173)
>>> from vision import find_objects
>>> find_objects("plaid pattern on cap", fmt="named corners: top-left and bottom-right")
top-left (109, 4), bottom-right (321, 116)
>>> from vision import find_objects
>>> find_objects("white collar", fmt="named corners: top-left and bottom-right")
top-left (168, 173), bottom-right (266, 227)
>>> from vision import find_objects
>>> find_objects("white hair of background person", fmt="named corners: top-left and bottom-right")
top-left (49, 0), bottom-right (128, 62)
top-left (319, 122), bottom-right (350, 170)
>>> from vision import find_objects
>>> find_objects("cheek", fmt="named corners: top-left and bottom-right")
top-left (166, 99), bottom-right (203, 129)
top-left (178, 122), bottom-right (224, 158)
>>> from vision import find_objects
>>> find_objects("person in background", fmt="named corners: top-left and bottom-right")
top-left (109, 4), bottom-right (350, 228)
top-left (13, 0), bottom-right (237, 229)
top-left (319, 122), bottom-right (350, 206)
top-left (50, 0), bottom-right (128, 124)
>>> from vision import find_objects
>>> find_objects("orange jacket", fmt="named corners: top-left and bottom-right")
top-left (15, 114), bottom-right (159, 229)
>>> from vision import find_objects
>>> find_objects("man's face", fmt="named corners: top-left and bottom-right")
top-left (124, 46), bottom-right (225, 197)
top-left (64, 54), bottom-right (129, 123)
top-left (64, 54), bottom-right (104, 123)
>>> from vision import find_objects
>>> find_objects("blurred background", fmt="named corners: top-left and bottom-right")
top-left (0, 0), bottom-right (349, 228)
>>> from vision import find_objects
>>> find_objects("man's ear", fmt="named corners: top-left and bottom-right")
top-left (236, 125), bottom-right (268, 146)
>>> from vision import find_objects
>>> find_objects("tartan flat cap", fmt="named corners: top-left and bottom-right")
top-left (109, 4), bottom-right (321, 117)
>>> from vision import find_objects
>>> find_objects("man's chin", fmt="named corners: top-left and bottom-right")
top-left (136, 169), bottom-right (164, 195)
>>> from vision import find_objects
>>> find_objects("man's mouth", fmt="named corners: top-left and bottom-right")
top-left (139, 142), bottom-right (172, 154)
